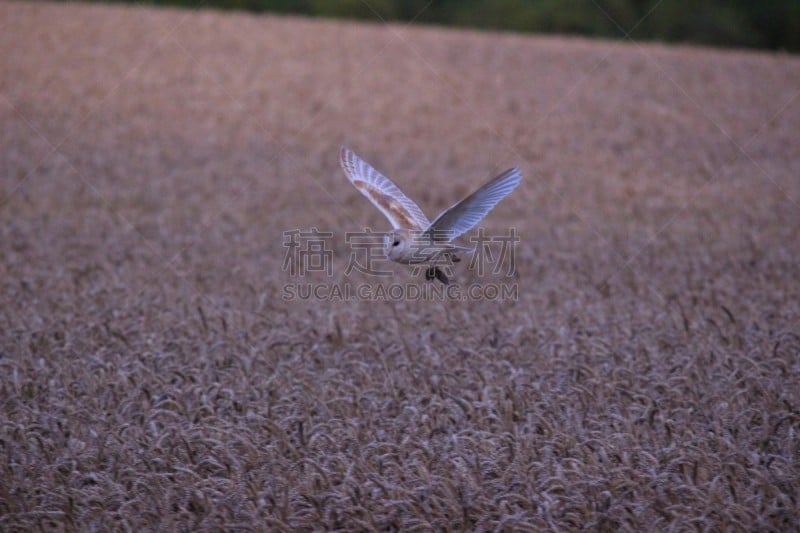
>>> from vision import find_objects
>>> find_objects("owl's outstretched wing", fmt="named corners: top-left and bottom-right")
top-left (339, 146), bottom-right (430, 230)
top-left (425, 167), bottom-right (521, 241)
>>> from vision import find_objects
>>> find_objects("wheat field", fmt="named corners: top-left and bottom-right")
top-left (1, 1), bottom-right (799, 530)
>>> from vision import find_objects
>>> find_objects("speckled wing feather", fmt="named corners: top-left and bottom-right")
top-left (339, 146), bottom-right (430, 230)
top-left (425, 167), bottom-right (522, 241)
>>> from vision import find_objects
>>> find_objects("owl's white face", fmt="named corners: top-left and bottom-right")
top-left (383, 230), bottom-right (409, 262)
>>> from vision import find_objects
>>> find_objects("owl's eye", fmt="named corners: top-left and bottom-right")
top-left (392, 241), bottom-right (400, 247)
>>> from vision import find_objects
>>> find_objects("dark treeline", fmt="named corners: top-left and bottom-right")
top-left (91, 0), bottom-right (799, 52)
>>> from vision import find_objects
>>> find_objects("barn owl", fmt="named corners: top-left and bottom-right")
top-left (339, 146), bottom-right (521, 284)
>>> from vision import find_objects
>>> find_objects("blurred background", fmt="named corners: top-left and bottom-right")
top-left (85, 0), bottom-right (800, 52)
